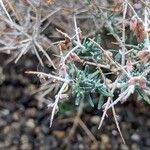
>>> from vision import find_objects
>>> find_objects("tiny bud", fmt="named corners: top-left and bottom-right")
top-left (46, 0), bottom-right (54, 6)
top-left (105, 51), bottom-right (113, 58)
top-left (130, 16), bottom-right (146, 43)
top-left (139, 78), bottom-right (147, 89)
top-left (58, 42), bottom-right (70, 51)
top-left (69, 53), bottom-right (83, 63)
top-left (130, 16), bottom-right (138, 32)
top-left (126, 60), bottom-right (134, 72)
top-left (59, 65), bottom-right (67, 77)
top-left (137, 48), bottom-right (150, 63)
top-left (128, 77), bottom-right (147, 89)
top-left (128, 78), bottom-right (136, 85)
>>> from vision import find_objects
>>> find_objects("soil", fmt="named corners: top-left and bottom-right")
top-left (0, 53), bottom-right (150, 150)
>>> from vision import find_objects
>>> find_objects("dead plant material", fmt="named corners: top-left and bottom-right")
top-left (57, 28), bottom-right (71, 51)
top-left (46, 0), bottom-right (54, 6)
top-left (130, 16), bottom-right (146, 43)
top-left (128, 76), bottom-right (147, 89)
top-left (137, 48), bottom-right (150, 63)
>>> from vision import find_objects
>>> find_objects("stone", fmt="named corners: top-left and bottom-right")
top-left (53, 130), bottom-right (65, 139)
top-left (101, 134), bottom-right (109, 144)
top-left (26, 119), bottom-right (35, 129)
top-left (131, 133), bottom-right (140, 142)
top-left (90, 116), bottom-right (100, 124)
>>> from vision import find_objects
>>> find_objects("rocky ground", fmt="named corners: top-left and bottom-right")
top-left (0, 53), bottom-right (150, 150)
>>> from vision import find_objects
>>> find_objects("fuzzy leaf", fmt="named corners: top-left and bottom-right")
top-left (84, 65), bottom-right (89, 75)
top-left (98, 95), bottom-right (104, 109)
top-left (75, 94), bottom-right (81, 106)
top-left (137, 89), bottom-right (150, 104)
top-left (86, 93), bottom-right (94, 107)
top-left (98, 87), bottom-right (113, 97)
top-left (75, 92), bottom-right (84, 106)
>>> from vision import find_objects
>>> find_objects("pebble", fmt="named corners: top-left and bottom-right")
top-left (21, 143), bottom-right (32, 150)
top-left (100, 134), bottom-right (109, 144)
top-left (145, 138), bottom-right (150, 147)
top-left (79, 144), bottom-right (85, 149)
top-left (21, 135), bottom-right (29, 143)
top-left (146, 120), bottom-right (150, 127)
top-left (4, 126), bottom-right (11, 134)
top-left (120, 144), bottom-right (129, 150)
top-left (0, 143), bottom-right (5, 149)
top-left (26, 119), bottom-right (35, 129)
top-left (44, 136), bottom-right (58, 148)
top-left (131, 144), bottom-right (140, 150)
top-left (41, 125), bottom-right (49, 134)
top-left (90, 116), bottom-right (100, 124)
top-left (90, 142), bottom-right (99, 150)
top-left (112, 130), bottom-right (118, 136)
top-left (72, 143), bottom-right (85, 150)
top-left (12, 112), bottom-right (19, 121)
top-left (0, 67), bottom-right (5, 83)
top-left (11, 122), bottom-right (20, 133)
top-left (52, 130), bottom-right (65, 139)
top-left (1, 109), bottom-right (10, 115)
top-left (10, 146), bottom-right (18, 150)
top-left (0, 119), bottom-right (7, 127)
top-left (131, 133), bottom-right (140, 142)
top-left (25, 108), bottom-right (36, 117)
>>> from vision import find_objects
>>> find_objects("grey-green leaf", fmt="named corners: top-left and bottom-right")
top-left (86, 93), bottom-right (94, 107)
top-left (98, 95), bottom-right (104, 109)
top-left (137, 89), bottom-right (150, 104)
